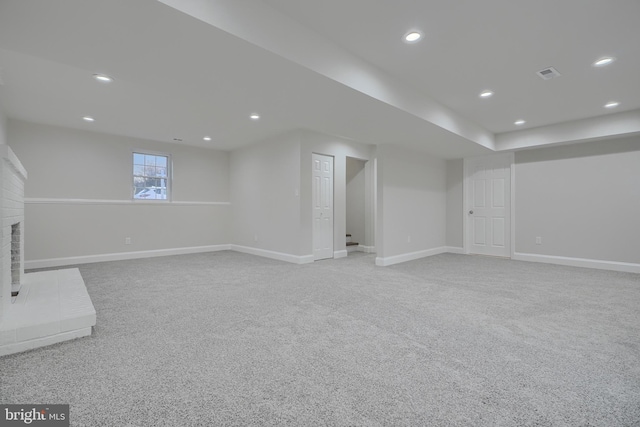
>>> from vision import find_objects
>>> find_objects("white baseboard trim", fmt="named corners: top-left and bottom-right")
top-left (512, 252), bottom-right (640, 274)
top-left (445, 246), bottom-right (465, 254)
top-left (334, 250), bottom-right (348, 258)
top-left (375, 246), bottom-right (449, 267)
top-left (26, 244), bottom-right (321, 269)
top-left (25, 245), bottom-right (231, 269)
top-left (346, 245), bottom-right (375, 254)
top-left (230, 245), bottom-right (314, 265)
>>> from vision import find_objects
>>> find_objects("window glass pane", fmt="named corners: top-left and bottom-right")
top-left (134, 185), bottom-right (146, 198)
top-left (133, 153), bottom-right (169, 200)
top-left (133, 153), bottom-right (144, 165)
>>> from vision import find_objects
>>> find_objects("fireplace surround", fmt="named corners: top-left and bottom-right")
top-left (0, 145), bottom-right (25, 319)
top-left (0, 145), bottom-right (96, 356)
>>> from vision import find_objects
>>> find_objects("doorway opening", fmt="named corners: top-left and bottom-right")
top-left (346, 157), bottom-right (367, 255)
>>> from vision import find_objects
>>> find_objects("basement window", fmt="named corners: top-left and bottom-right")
top-left (133, 152), bottom-right (170, 200)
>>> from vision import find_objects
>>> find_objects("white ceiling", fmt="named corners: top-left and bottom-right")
top-left (264, 0), bottom-right (640, 133)
top-left (1, 0), bottom-right (639, 158)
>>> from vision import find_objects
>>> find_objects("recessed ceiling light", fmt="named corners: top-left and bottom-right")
top-left (203, 136), bottom-right (212, 141)
top-left (604, 101), bottom-right (620, 108)
top-left (593, 57), bottom-right (615, 67)
top-left (514, 120), bottom-right (526, 126)
top-left (404, 31), bottom-right (422, 43)
top-left (479, 90), bottom-right (494, 98)
top-left (82, 116), bottom-right (95, 122)
top-left (93, 73), bottom-right (113, 83)
top-left (250, 114), bottom-right (260, 120)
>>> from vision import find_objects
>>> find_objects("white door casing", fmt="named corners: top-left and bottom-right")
top-left (312, 153), bottom-right (334, 260)
top-left (464, 153), bottom-right (512, 257)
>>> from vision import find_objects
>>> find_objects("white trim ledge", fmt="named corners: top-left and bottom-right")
top-left (25, 245), bottom-right (231, 269)
top-left (376, 246), bottom-right (449, 267)
top-left (25, 198), bottom-right (230, 206)
top-left (230, 245), bottom-right (314, 265)
top-left (512, 252), bottom-right (640, 274)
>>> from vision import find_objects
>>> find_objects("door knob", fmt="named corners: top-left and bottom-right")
top-left (469, 210), bottom-right (474, 214)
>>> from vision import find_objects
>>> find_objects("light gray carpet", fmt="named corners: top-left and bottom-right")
top-left (1, 252), bottom-right (639, 426)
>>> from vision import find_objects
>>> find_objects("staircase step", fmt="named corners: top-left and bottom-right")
top-left (346, 242), bottom-right (359, 246)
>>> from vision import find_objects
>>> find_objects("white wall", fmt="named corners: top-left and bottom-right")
top-left (346, 157), bottom-right (366, 246)
top-left (9, 122), bottom-right (375, 267)
top-left (514, 136), bottom-right (640, 265)
top-left (0, 105), bottom-right (7, 145)
top-left (230, 131), bottom-right (302, 258)
top-left (299, 131), bottom-right (374, 257)
top-left (376, 145), bottom-right (447, 264)
top-left (8, 120), bottom-right (230, 265)
top-left (446, 159), bottom-right (463, 248)
top-left (229, 130), bottom-right (375, 262)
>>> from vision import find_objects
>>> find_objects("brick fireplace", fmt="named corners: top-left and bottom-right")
top-left (1, 145), bottom-right (26, 322)
top-left (0, 145), bottom-right (96, 356)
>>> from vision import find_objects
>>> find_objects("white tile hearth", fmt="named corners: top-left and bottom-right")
top-left (0, 268), bottom-right (96, 356)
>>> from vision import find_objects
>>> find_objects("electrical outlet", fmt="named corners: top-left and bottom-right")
top-left (125, 237), bottom-right (131, 245)
top-left (254, 234), bottom-right (258, 242)
top-left (536, 236), bottom-right (542, 245)
top-left (407, 235), bottom-right (411, 243)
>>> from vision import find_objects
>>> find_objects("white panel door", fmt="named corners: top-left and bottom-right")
top-left (312, 153), bottom-right (334, 260)
top-left (466, 154), bottom-right (511, 257)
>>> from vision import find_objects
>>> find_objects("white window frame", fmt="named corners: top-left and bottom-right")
top-left (132, 150), bottom-right (172, 201)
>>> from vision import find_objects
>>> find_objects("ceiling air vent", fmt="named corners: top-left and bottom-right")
top-left (537, 67), bottom-right (561, 80)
